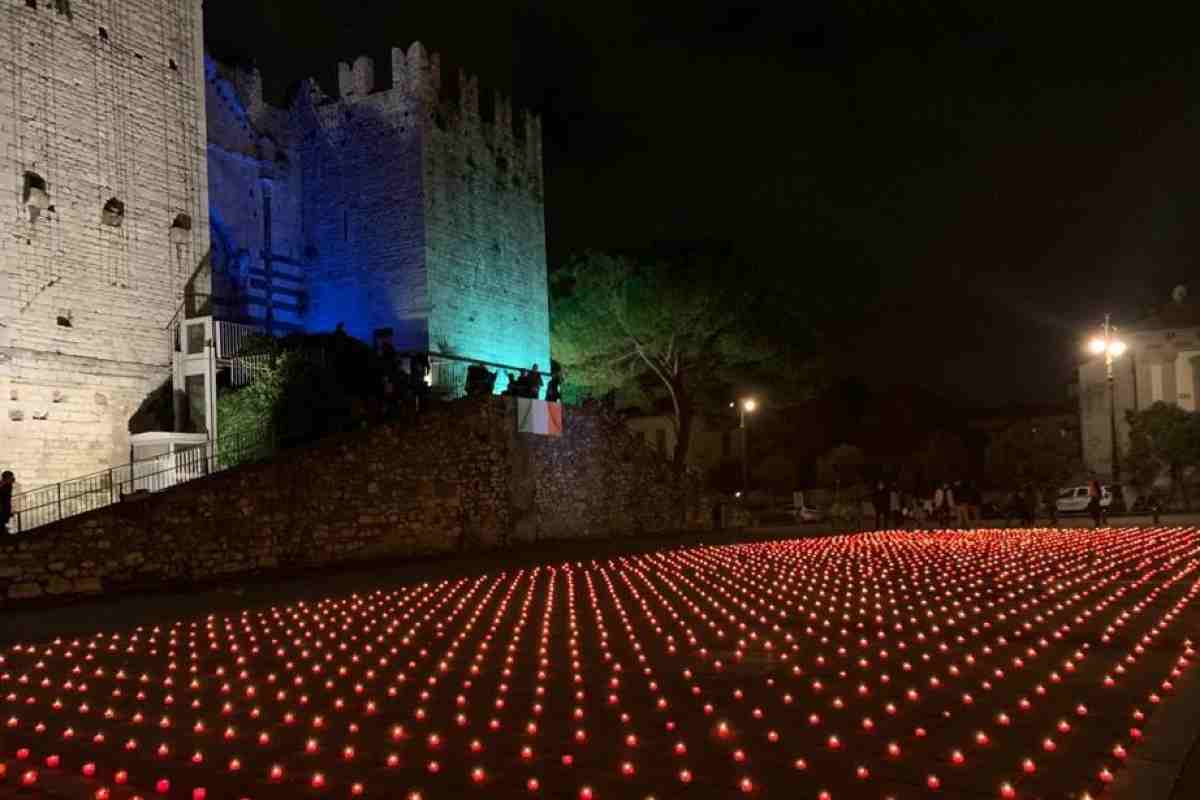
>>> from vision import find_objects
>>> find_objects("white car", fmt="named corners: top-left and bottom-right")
top-left (790, 492), bottom-right (824, 523)
top-left (792, 504), bottom-right (824, 523)
top-left (1056, 485), bottom-right (1113, 514)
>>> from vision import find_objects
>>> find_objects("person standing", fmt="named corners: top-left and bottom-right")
top-left (1043, 485), bottom-right (1059, 528)
top-left (954, 481), bottom-right (969, 528)
top-left (0, 471), bottom-right (14, 535)
top-left (527, 363), bottom-right (544, 399)
top-left (872, 481), bottom-right (890, 531)
top-left (889, 485), bottom-right (902, 528)
top-left (1087, 479), bottom-right (1103, 528)
top-left (943, 483), bottom-right (956, 528)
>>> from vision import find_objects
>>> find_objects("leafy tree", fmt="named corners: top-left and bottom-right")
top-left (217, 331), bottom-right (376, 463)
top-left (1124, 402), bottom-right (1200, 510)
top-left (986, 421), bottom-right (1080, 494)
top-left (551, 250), bottom-right (818, 474)
top-left (905, 431), bottom-right (968, 489)
top-left (752, 452), bottom-right (799, 495)
top-left (817, 443), bottom-right (866, 496)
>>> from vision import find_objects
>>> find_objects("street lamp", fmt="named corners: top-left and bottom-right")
top-left (1088, 315), bottom-right (1126, 481)
top-left (731, 397), bottom-right (758, 497)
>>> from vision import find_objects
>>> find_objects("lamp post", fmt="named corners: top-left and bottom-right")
top-left (1088, 315), bottom-right (1127, 482)
top-left (731, 397), bottom-right (758, 498)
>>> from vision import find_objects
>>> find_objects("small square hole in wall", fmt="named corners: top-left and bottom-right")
top-left (98, 26), bottom-right (108, 41)
top-left (169, 58), bottom-right (178, 71)
top-left (25, 1), bottom-right (37, 10)
top-left (56, 314), bottom-right (72, 328)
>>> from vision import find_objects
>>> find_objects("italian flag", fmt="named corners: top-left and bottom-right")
top-left (517, 398), bottom-right (563, 436)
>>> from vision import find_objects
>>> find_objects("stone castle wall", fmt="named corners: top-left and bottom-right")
top-left (0, 398), bottom-right (714, 603)
top-left (202, 44), bottom-right (550, 368)
top-left (421, 57), bottom-right (550, 371)
top-left (298, 54), bottom-right (428, 346)
top-left (0, 0), bottom-right (209, 489)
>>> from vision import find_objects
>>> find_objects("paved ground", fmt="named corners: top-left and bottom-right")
top-left (2, 525), bottom-right (1199, 799)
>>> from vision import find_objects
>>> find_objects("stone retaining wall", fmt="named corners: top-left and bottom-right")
top-left (0, 397), bottom-right (713, 604)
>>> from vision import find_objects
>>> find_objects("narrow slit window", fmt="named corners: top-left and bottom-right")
top-left (169, 212), bottom-right (192, 244)
top-left (101, 197), bottom-right (125, 227)
top-left (23, 172), bottom-right (49, 221)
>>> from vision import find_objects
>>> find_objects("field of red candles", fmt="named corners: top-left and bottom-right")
top-left (1, 527), bottom-right (1198, 799)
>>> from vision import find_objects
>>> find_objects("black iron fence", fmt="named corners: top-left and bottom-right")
top-left (6, 350), bottom-right (557, 535)
top-left (8, 423), bottom-right (276, 534)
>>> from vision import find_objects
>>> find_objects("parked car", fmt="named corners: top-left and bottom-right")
top-left (789, 492), bottom-right (824, 523)
top-left (793, 503), bottom-right (824, 523)
top-left (1056, 485), bottom-right (1114, 514)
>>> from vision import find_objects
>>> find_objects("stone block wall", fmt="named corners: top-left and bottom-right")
top-left (202, 42), bottom-right (550, 369)
top-left (422, 65), bottom-right (550, 372)
top-left (517, 404), bottom-right (709, 541)
top-left (0, 397), bottom-right (714, 603)
top-left (0, 0), bottom-right (209, 488)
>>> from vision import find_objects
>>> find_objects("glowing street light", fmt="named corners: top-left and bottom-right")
top-left (1088, 315), bottom-right (1126, 481)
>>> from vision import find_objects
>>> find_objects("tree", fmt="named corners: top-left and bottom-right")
top-left (817, 444), bottom-right (866, 495)
top-left (1124, 402), bottom-right (1200, 510)
top-left (905, 431), bottom-right (968, 490)
top-left (551, 250), bottom-right (817, 474)
top-left (752, 452), bottom-right (799, 495)
top-left (985, 421), bottom-right (1081, 494)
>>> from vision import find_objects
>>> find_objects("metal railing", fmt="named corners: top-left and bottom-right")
top-left (9, 424), bottom-right (276, 534)
top-left (7, 349), bottom-right (556, 534)
top-left (424, 351), bottom-right (554, 400)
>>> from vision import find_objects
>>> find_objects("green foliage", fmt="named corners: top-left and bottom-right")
top-left (985, 421), bottom-right (1080, 493)
top-left (1125, 402), bottom-right (1200, 509)
top-left (551, 249), bottom-right (820, 472)
top-left (217, 332), bottom-right (376, 464)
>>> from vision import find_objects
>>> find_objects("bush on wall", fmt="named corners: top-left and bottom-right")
top-left (217, 331), bottom-right (376, 459)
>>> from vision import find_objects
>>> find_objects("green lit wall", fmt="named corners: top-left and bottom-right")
top-left (422, 100), bottom-right (550, 380)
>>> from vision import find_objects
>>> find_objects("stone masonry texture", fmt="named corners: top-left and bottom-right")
top-left (205, 44), bottom-right (551, 373)
top-left (0, 397), bottom-right (714, 604)
top-left (0, 0), bottom-right (210, 490)
top-left (3, 1), bottom-right (551, 499)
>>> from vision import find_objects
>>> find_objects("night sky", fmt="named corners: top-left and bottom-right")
top-left (204, 1), bottom-right (1200, 408)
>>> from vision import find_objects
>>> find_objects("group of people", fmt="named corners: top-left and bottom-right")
top-left (867, 478), bottom-right (1118, 531)
top-left (466, 362), bottom-right (562, 402)
top-left (871, 480), bottom-right (986, 530)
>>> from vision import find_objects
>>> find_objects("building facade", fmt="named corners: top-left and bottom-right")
top-left (2, 1), bottom-right (551, 492)
top-left (0, 0), bottom-right (209, 490)
top-left (1078, 291), bottom-right (1200, 478)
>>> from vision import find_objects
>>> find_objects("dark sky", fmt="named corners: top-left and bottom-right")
top-left (204, 1), bottom-right (1200, 408)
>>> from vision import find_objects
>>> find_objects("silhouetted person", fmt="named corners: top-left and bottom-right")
top-left (872, 482), bottom-right (889, 531)
top-left (1087, 479), bottom-right (1104, 527)
top-left (0, 471), bottom-right (14, 535)
top-left (1043, 486), bottom-right (1059, 528)
top-left (527, 363), bottom-right (544, 399)
top-left (545, 364), bottom-right (563, 403)
top-left (465, 363), bottom-right (497, 397)
top-left (502, 372), bottom-right (520, 396)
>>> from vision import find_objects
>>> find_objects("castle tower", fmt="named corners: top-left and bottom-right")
top-left (295, 43), bottom-right (550, 374)
top-left (0, 0), bottom-right (210, 490)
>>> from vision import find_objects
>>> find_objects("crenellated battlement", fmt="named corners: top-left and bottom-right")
top-left (332, 42), bottom-right (544, 171)
top-left (210, 40), bottom-right (544, 176)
